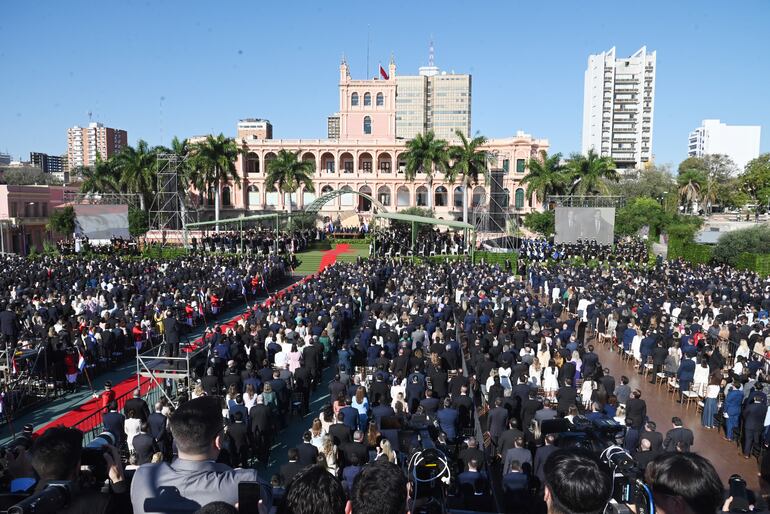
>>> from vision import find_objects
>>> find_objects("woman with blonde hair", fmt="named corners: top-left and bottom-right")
top-left (614, 405), bottom-right (627, 425)
top-left (310, 418), bottom-right (325, 449)
top-left (320, 435), bottom-right (339, 476)
top-left (376, 438), bottom-right (397, 464)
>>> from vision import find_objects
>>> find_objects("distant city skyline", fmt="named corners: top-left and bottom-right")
top-left (1, 0), bottom-right (768, 169)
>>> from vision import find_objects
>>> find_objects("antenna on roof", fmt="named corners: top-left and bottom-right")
top-left (429, 36), bottom-right (435, 67)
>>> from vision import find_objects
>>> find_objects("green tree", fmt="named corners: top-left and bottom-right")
top-left (519, 150), bottom-right (568, 208)
top-left (0, 167), bottom-right (62, 185)
top-left (677, 169), bottom-right (706, 213)
top-left (47, 206), bottom-right (76, 235)
top-left (565, 149), bottom-right (619, 195)
top-left (78, 156), bottom-right (120, 194)
top-left (265, 149), bottom-right (315, 215)
top-left (712, 224), bottom-right (770, 266)
top-left (446, 130), bottom-right (490, 224)
top-left (606, 164), bottom-right (676, 201)
top-left (114, 140), bottom-right (159, 210)
top-left (739, 153), bottom-right (770, 206)
top-left (614, 197), bottom-right (669, 237)
top-left (128, 206), bottom-right (149, 237)
top-left (389, 206), bottom-right (435, 234)
top-left (403, 131), bottom-right (449, 210)
top-left (523, 210), bottom-right (555, 237)
top-left (190, 134), bottom-right (240, 230)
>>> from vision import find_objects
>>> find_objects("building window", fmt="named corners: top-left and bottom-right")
top-left (453, 187), bottom-right (464, 208)
top-left (343, 160), bottom-right (354, 173)
top-left (222, 186), bottom-right (232, 206)
top-left (434, 186), bottom-right (448, 207)
top-left (516, 159), bottom-right (526, 173)
top-left (364, 93), bottom-right (371, 106)
top-left (246, 153), bottom-right (260, 173)
top-left (380, 161), bottom-right (391, 173)
top-left (363, 116), bottom-right (372, 135)
top-left (396, 186), bottom-right (410, 207)
top-left (502, 159), bottom-right (510, 173)
top-left (362, 161), bottom-right (372, 172)
top-left (377, 186), bottom-right (391, 206)
top-left (416, 186), bottom-right (428, 206)
top-left (514, 188), bottom-right (525, 209)
top-left (351, 93), bottom-right (359, 106)
top-left (248, 185), bottom-right (260, 207)
top-left (502, 188), bottom-right (510, 208)
top-left (376, 93), bottom-right (384, 106)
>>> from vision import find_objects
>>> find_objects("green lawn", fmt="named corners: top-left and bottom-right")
top-left (293, 246), bottom-right (370, 275)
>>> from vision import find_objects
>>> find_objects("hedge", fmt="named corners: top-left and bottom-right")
top-left (667, 236), bottom-right (713, 264)
top-left (735, 253), bottom-right (770, 277)
top-left (473, 251), bottom-right (517, 273)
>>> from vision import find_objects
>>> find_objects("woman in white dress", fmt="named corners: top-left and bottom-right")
top-left (528, 359), bottom-right (543, 388)
top-left (692, 359), bottom-right (710, 395)
top-left (542, 359), bottom-right (560, 398)
top-left (125, 409), bottom-right (142, 454)
top-left (580, 378), bottom-right (596, 410)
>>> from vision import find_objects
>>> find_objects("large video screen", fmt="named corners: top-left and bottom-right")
top-left (554, 207), bottom-right (615, 244)
top-left (73, 204), bottom-right (131, 241)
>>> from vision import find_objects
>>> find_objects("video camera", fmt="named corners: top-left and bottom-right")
top-left (80, 431), bottom-right (117, 483)
top-left (7, 481), bottom-right (73, 514)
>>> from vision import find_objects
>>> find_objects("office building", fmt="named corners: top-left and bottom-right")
top-left (582, 46), bottom-right (656, 170)
top-left (236, 119), bottom-right (273, 140)
top-left (688, 119), bottom-right (761, 171)
top-left (67, 122), bottom-right (128, 168)
top-left (0, 153), bottom-right (10, 166)
top-left (30, 152), bottom-right (66, 173)
top-left (327, 115), bottom-right (340, 139)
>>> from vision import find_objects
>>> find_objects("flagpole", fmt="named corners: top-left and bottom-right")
top-left (83, 365), bottom-right (96, 397)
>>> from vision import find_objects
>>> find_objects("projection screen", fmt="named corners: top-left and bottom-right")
top-left (554, 207), bottom-right (615, 244)
top-left (73, 204), bottom-right (131, 241)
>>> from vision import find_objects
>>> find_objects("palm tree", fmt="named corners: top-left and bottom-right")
top-left (403, 131), bottom-right (448, 210)
top-left (78, 157), bottom-right (120, 194)
top-left (190, 134), bottom-right (240, 230)
top-left (113, 139), bottom-right (159, 210)
top-left (519, 150), bottom-right (568, 209)
top-left (678, 169), bottom-right (706, 213)
top-left (446, 130), bottom-right (490, 224)
top-left (265, 149), bottom-right (315, 215)
top-left (565, 149), bottom-right (619, 195)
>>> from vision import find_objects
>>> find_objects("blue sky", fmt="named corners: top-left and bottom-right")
top-left (1, 0), bottom-right (768, 169)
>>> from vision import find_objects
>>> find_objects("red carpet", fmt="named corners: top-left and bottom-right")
top-left (319, 243), bottom-right (351, 270)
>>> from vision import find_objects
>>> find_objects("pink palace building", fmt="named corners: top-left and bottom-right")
top-left (203, 58), bottom-right (549, 223)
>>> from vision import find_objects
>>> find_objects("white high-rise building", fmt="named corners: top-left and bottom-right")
top-left (582, 46), bottom-right (656, 171)
top-left (688, 119), bottom-right (761, 171)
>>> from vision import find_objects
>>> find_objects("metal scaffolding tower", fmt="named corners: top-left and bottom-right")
top-left (150, 153), bottom-right (196, 246)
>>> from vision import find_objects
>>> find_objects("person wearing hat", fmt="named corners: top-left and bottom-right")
top-left (99, 381), bottom-right (115, 411)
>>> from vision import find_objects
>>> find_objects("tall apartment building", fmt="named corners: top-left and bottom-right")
top-left (67, 122), bottom-right (128, 168)
top-left (0, 153), bottom-right (10, 166)
top-left (236, 119), bottom-right (273, 140)
top-left (688, 119), bottom-right (761, 171)
top-left (395, 55), bottom-right (471, 141)
top-left (30, 152), bottom-right (66, 173)
top-left (327, 115), bottom-right (340, 139)
top-left (582, 46), bottom-right (656, 171)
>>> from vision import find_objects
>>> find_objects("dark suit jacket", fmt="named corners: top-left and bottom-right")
top-left (663, 426), bottom-right (694, 452)
top-left (625, 398), bottom-right (647, 429)
top-left (132, 432), bottom-right (157, 465)
top-left (339, 441), bottom-right (369, 468)
top-left (556, 387), bottom-right (577, 414)
top-left (163, 316), bottom-right (180, 344)
top-left (103, 411), bottom-right (125, 443)
top-left (497, 428), bottom-right (524, 457)
top-left (342, 465), bottom-right (362, 492)
top-left (297, 442), bottom-right (319, 465)
top-left (640, 430), bottom-right (663, 452)
top-left (329, 422), bottom-right (352, 446)
top-left (533, 445), bottom-right (558, 482)
top-left (280, 461), bottom-right (306, 483)
top-left (743, 403), bottom-right (768, 431)
top-left (249, 404), bottom-right (272, 435)
top-left (147, 412), bottom-right (167, 443)
top-left (487, 407), bottom-right (509, 438)
top-left (124, 398), bottom-right (150, 422)
top-left (228, 422), bottom-right (250, 455)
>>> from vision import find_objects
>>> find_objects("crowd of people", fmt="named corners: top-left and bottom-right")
top-left (518, 237), bottom-right (649, 263)
top-left (371, 226), bottom-right (468, 257)
top-left (193, 229), bottom-right (315, 256)
top-left (2, 236), bottom-right (770, 513)
top-left (56, 236), bottom-right (140, 256)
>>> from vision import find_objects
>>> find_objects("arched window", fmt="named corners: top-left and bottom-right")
top-left (247, 185), bottom-right (260, 207)
top-left (515, 188), bottom-right (525, 209)
top-left (434, 186), bottom-right (448, 207)
top-left (351, 92), bottom-right (359, 106)
top-left (363, 116), bottom-right (372, 135)
top-left (377, 186), bottom-right (391, 206)
top-left (363, 92), bottom-right (371, 106)
top-left (222, 186), bottom-right (232, 207)
top-left (321, 185), bottom-right (334, 195)
top-left (246, 152), bottom-right (259, 173)
top-left (396, 186), bottom-right (410, 207)
top-left (453, 187), bottom-right (464, 208)
top-left (471, 186), bottom-right (485, 208)
top-left (376, 93), bottom-right (384, 106)
top-left (416, 186), bottom-right (428, 207)
top-left (502, 188), bottom-right (510, 208)
top-left (207, 186), bottom-right (216, 206)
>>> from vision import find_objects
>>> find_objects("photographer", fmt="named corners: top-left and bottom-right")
top-left (23, 426), bottom-right (130, 514)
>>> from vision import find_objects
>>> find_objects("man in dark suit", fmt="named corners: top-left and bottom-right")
top-left (598, 370), bottom-right (615, 397)
top-left (297, 431), bottom-right (319, 465)
top-left (556, 380), bottom-right (577, 415)
top-left (102, 400), bottom-right (125, 445)
top-left (676, 357), bottom-right (696, 403)
top-left (123, 389), bottom-right (150, 422)
top-left (497, 418), bottom-right (523, 458)
top-left (520, 390), bottom-right (542, 431)
top-left (163, 310), bottom-right (180, 359)
top-left (650, 341), bottom-right (668, 383)
top-left (663, 417), bottom-right (694, 452)
top-left (0, 306), bottom-right (19, 349)
top-left (371, 400), bottom-right (396, 429)
top-left (634, 438), bottom-right (660, 474)
top-left (341, 454), bottom-right (363, 495)
top-left (340, 400), bottom-right (360, 431)
top-left (132, 422), bottom-right (158, 465)
top-left (502, 460), bottom-right (530, 509)
top-left (329, 413), bottom-right (352, 446)
top-left (458, 436), bottom-right (485, 471)
top-left (227, 412), bottom-right (251, 468)
top-left (202, 368), bottom-right (221, 396)
top-left (339, 430), bottom-right (369, 468)
top-left (487, 398), bottom-right (509, 449)
top-left (420, 389), bottom-right (440, 417)
top-left (581, 345), bottom-right (599, 379)
top-left (640, 421), bottom-right (663, 452)
top-left (249, 396), bottom-right (273, 463)
top-left (625, 389), bottom-right (647, 430)
top-left (742, 396), bottom-right (768, 458)
top-left (147, 402), bottom-right (168, 456)
top-left (436, 398), bottom-right (459, 443)
top-left (458, 458), bottom-right (489, 507)
top-left (533, 434), bottom-right (558, 485)
top-left (452, 385), bottom-right (475, 429)
top-left (279, 448), bottom-right (306, 483)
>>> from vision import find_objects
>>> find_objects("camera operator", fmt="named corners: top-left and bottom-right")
top-left (22, 426), bottom-right (130, 514)
top-left (542, 448), bottom-right (612, 514)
